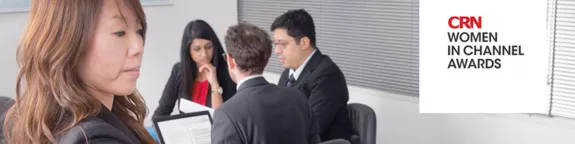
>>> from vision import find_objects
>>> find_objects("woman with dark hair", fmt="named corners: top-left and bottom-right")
top-left (153, 20), bottom-right (237, 118)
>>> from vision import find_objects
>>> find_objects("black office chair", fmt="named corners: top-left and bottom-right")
top-left (320, 139), bottom-right (351, 144)
top-left (348, 103), bottom-right (376, 144)
top-left (0, 96), bottom-right (14, 144)
top-left (0, 96), bottom-right (14, 111)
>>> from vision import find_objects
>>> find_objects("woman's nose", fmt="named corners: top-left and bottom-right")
top-left (200, 49), bottom-right (207, 58)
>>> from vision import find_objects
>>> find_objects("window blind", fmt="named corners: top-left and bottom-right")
top-left (548, 0), bottom-right (575, 118)
top-left (238, 0), bottom-right (420, 96)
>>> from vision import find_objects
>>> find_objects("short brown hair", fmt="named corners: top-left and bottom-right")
top-left (224, 23), bottom-right (272, 74)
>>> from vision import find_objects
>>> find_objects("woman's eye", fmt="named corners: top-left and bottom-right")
top-left (114, 31), bottom-right (126, 37)
top-left (137, 29), bottom-right (144, 37)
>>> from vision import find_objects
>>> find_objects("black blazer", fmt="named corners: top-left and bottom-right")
top-left (57, 105), bottom-right (141, 144)
top-left (278, 50), bottom-right (352, 141)
top-left (153, 62), bottom-right (236, 118)
top-left (211, 77), bottom-right (320, 144)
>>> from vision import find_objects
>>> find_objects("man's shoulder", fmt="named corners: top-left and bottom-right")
top-left (259, 83), bottom-right (305, 96)
top-left (314, 54), bottom-right (340, 72)
top-left (220, 84), bottom-right (304, 108)
top-left (305, 53), bottom-right (345, 82)
top-left (225, 83), bottom-right (286, 101)
top-left (273, 85), bottom-right (305, 95)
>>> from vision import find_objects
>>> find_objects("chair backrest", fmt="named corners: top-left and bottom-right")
top-left (0, 96), bottom-right (14, 144)
top-left (0, 97), bottom-right (14, 113)
top-left (347, 103), bottom-right (376, 144)
top-left (319, 138), bottom-right (351, 144)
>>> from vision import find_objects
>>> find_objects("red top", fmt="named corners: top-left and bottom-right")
top-left (191, 80), bottom-right (209, 106)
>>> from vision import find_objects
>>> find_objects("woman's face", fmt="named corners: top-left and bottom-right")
top-left (189, 38), bottom-right (214, 67)
top-left (79, 0), bottom-right (144, 97)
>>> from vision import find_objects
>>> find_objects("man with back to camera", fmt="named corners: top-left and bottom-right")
top-left (211, 23), bottom-right (320, 144)
top-left (271, 9), bottom-right (352, 142)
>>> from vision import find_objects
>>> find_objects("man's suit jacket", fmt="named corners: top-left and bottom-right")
top-left (278, 50), bottom-right (352, 141)
top-left (211, 77), bottom-right (320, 144)
top-left (153, 62), bottom-right (237, 118)
top-left (57, 105), bottom-right (141, 144)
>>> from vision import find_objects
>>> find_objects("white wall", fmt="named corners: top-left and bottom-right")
top-left (0, 12), bottom-right (27, 98)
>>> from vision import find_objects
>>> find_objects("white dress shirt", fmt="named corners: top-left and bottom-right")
top-left (236, 74), bottom-right (264, 90)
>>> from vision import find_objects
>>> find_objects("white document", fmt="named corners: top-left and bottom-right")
top-left (179, 98), bottom-right (214, 116)
top-left (156, 114), bottom-right (212, 144)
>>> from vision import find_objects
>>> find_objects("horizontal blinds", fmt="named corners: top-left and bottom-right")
top-left (238, 0), bottom-right (419, 96)
top-left (549, 0), bottom-right (575, 118)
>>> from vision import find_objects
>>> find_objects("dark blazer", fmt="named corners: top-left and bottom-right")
top-left (278, 50), bottom-right (352, 141)
top-left (57, 105), bottom-right (141, 144)
top-left (211, 77), bottom-right (320, 144)
top-left (153, 62), bottom-right (237, 118)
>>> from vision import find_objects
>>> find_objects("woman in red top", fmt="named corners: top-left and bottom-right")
top-left (153, 20), bottom-right (237, 118)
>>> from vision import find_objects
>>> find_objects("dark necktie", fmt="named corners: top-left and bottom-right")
top-left (287, 74), bottom-right (296, 87)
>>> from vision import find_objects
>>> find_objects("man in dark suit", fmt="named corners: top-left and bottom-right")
top-left (271, 9), bottom-right (352, 142)
top-left (211, 23), bottom-right (320, 144)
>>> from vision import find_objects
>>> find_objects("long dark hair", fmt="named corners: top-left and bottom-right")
top-left (179, 19), bottom-right (227, 96)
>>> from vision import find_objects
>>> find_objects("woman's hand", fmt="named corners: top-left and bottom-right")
top-left (199, 64), bottom-right (220, 88)
top-left (199, 64), bottom-right (223, 109)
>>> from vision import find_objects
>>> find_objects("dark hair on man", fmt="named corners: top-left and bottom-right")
top-left (225, 23), bottom-right (272, 74)
top-left (179, 19), bottom-right (227, 95)
top-left (270, 9), bottom-right (316, 48)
